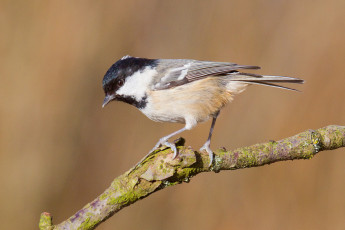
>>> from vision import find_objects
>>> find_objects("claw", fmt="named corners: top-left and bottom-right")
top-left (131, 127), bottom-right (187, 172)
top-left (200, 141), bottom-right (214, 167)
top-left (151, 138), bottom-right (178, 159)
top-left (165, 142), bottom-right (178, 159)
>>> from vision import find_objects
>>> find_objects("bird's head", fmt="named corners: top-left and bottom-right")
top-left (102, 55), bottom-right (157, 108)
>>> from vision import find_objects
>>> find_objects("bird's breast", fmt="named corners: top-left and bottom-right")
top-left (140, 77), bottom-right (236, 125)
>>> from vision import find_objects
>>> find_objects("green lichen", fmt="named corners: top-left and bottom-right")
top-left (106, 181), bottom-right (139, 205)
top-left (236, 148), bottom-right (258, 168)
top-left (39, 213), bottom-right (53, 230)
top-left (77, 216), bottom-right (98, 230)
top-left (319, 126), bottom-right (345, 149)
top-left (107, 191), bottom-right (137, 205)
top-left (99, 192), bottom-right (108, 201)
top-left (311, 130), bottom-right (321, 153)
top-left (176, 167), bottom-right (198, 181)
top-left (106, 179), bottom-right (162, 206)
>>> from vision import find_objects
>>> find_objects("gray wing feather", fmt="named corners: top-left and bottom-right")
top-left (187, 62), bottom-right (260, 81)
top-left (153, 59), bottom-right (260, 90)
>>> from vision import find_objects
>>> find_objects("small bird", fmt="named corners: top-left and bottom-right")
top-left (102, 55), bottom-right (303, 166)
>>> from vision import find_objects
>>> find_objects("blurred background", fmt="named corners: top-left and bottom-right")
top-left (1, 0), bottom-right (345, 229)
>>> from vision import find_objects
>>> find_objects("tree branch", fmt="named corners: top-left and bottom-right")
top-left (39, 125), bottom-right (345, 230)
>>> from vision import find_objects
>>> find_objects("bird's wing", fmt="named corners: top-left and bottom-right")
top-left (153, 59), bottom-right (260, 90)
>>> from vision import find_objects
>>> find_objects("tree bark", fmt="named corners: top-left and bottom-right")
top-left (39, 125), bottom-right (345, 230)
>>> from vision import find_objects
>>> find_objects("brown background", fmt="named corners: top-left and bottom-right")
top-left (1, 1), bottom-right (345, 229)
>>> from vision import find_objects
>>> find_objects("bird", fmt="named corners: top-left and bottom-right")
top-left (102, 55), bottom-right (304, 167)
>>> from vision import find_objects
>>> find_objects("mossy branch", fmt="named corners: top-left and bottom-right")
top-left (39, 125), bottom-right (345, 230)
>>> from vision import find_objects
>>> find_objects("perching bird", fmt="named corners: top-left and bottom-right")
top-left (102, 55), bottom-right (304, 166)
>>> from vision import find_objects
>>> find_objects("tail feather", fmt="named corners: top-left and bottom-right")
top-left (236, 80), bottom-right (301, 91)
top-left (227, 73), bottom-right (304, 91)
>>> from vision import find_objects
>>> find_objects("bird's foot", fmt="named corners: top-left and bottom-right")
top-left (150, 137), bottom-right (178, 159)
top-left (131, 138), bottom-right (178, 172)
top-left (200, 141), bottom-right (214, 167)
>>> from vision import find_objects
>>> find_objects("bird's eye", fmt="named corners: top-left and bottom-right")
top-left (117, 79), bottom-right (124, 87)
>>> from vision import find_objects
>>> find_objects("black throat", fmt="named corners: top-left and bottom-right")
top-left (116, 94), bottom-right (148, 109)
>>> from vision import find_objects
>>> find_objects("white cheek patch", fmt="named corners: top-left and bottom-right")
top-left (117, 67), bottom-right (157, 101)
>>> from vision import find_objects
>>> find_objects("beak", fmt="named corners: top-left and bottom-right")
top-left (102, 95), bottom-right (115, 108)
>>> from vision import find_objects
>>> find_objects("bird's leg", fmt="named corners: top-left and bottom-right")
top-left (131, 127), bottom-right (188, 171)
top-left (200, 111), bottom-right (220, 166)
